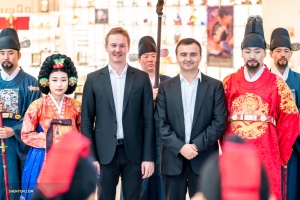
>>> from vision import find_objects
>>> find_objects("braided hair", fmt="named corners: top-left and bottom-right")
top-left (38, 54), bottom-right (78, 95)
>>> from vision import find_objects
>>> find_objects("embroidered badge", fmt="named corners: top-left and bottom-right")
top-left (28, 86), bottom-right (40, 91)
top-left (0, 88), bottom-right (19, 114)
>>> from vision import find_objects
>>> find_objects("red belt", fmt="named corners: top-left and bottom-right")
top-left (228, 114), bottom-right (276, 127)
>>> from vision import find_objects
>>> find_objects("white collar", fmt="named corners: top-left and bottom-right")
top-left (180, 69), bottom-right (202, 83)
top-left (108, 64), bottom-right (128, 76)
top-left (1, 66), bottom-right (21, 81)
top-left (48, 93), bottom-right (66, 114)
top-left (271, 66), bottom-right (289, 81)
top-left (244, 65), bottom-right (266, 82)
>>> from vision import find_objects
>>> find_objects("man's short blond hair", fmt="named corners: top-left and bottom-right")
top-left (105, 27), bottom-right (130, 47)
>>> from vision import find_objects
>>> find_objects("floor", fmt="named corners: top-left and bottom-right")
top-left (95, 178), bottom-right (191, 200)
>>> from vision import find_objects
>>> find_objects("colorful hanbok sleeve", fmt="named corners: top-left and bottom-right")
top-left (275, 76), bottom-right (300, 166)
top-left (70, 98), bottom-right (82, 131)
top-left (21, 98), bottom-right (46, 148)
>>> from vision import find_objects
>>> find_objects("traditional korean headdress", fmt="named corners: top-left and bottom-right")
top-left (32, 132), bottom-right (98, 200)
top-left (0, 27), bottom-right (30, 50)
top-left (128, 36), bottom-right (169, 61)
top-left (199, 135), bottom-right (270, 200)
top-left (38, 54), bottom-right (78, 95)
top-left (241, 15), bottom-right (266, 50)
top-left (268, 27), bottom-right (300, 51)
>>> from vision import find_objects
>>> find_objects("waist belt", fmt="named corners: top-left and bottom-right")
top-left (228, 114), bottom-right (277, 127)
top-left (2, 113), bottom-right (21, 120)
top-left (46, 119), bottom-right (72, 151)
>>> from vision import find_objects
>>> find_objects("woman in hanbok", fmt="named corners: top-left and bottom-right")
top-left (20, 54), bottom-right (81, 200)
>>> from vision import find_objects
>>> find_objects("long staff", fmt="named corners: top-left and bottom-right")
top-left (154, 0), bottom-right (165, 88)
top-left (0, 112), bottom-right (10, 200)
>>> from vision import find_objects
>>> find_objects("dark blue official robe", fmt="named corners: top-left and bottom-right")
top-left (0, 69), bottom-right (41, 200)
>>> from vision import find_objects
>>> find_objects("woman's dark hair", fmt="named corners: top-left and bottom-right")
top-left (38, 54), bottom-right (78, 95)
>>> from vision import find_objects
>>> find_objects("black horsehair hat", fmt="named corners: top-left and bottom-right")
top-left (241, 15), bottom-right (266, 50)
top-left (268, 27), bottom-right (300, 51)
top-left (128, 35), bottom-right (169, 61)
top-left (0, 28), bottom-right (30, 50)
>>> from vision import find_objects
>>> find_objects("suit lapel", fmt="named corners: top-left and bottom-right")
top-left (123, 66), bottom-right (135, 113)
top-left (171, 75), bottom-right (185, 130)
top-left (100, 66), bottom-right (116, 114)
top-left (192, 73), bottom-right (208, 129)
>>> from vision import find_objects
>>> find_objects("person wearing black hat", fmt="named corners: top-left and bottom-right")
top-left (120, 36), bottom-right (170, 200)
top-left (222, 16), bottom-right (299, 200)
top-left (155, 38), bottom-right (227, 200)
top-left (81, 27), bottom-right (155, 200)
top-left (31, 132), bottom-right (98, 200)
top-left (138, 36), bottom-right (170, 101)
top-left (0, 28), bottom-right (42, 200)
top-left (191, 135), bottom-right (275, 200)
top-left (269, 27), bottom-right (300, 200)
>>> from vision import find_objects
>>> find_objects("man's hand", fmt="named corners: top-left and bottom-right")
top-left (141, 161), bottom-right (154, 179)
top-left (0, 101), bottom-right (4, 113)
top-left (153, 88), bottom-right (158, 100)
top-left (93, 161), bottom-right (100, 177)
top-left (191, 192), bottom-right (206, 200)
top-left (180, 144), bottom-right (198, 160)
top-left (0, 127), bottom-right (14, 139)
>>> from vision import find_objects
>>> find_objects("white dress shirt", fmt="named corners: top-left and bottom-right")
top-left (180, 70), bottom-right (202, 144)
top-left (244, 65), bottom-right (266, 82)
top-left (1, 66), bottom-right (21, 81)
top-left (108, 64), bottom-right (128, 139)
top-left (271, 66), bottom-right (289, 81)
top-left (150, 76), bottom-right (155, 87)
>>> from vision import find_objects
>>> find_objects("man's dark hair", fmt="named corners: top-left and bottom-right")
top-left (175, 38), bottom-right (202, 55)
top-left (218, 7), bottom-right (229, 18)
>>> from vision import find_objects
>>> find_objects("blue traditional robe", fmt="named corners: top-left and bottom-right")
top-left (286, 69), bottom-right (300, 200)
top-left (0, 69), bottom-right (41, 200)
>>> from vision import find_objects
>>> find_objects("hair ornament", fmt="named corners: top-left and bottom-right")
top-left (69, 76), bottom-right (78, 86)
top-left (53, 58), bottom-right (65, 69)
top-left (39, 78), bottom-right (49, 87)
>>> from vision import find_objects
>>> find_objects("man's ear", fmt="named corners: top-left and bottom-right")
top-left (269, 51), bottom-right (273, 59)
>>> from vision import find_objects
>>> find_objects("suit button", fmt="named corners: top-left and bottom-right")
top-left (114, 135), bottom-right (116, 138)
top-left (115, 121), bottom-right (117, 124)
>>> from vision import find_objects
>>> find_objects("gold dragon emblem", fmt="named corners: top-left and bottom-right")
top-left (230, 93), bottom-right (270, 140)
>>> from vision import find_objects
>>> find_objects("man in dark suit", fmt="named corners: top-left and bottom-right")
top-left (120, 36), bottom-right (171, 200)
top-left (155, 38), bottom-right (227, 200)
top-left (81, 27), bottom-right (156, 200)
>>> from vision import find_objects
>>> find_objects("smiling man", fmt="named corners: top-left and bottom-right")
top-left (269, 27), bottom-right (300, 200)
top-left (155, 38), bottom-right (227, 200)
top-left (81, 27), bottom-right (155, 200)
top-left (223, 16), bottom-right (299, 200)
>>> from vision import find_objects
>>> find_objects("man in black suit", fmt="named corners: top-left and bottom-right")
top-left (120, 36), bottom-right (171, 200)
top-left (81, 27), bottom-right (156, 200)
top-left (155, 38), bottom-right (227, 200)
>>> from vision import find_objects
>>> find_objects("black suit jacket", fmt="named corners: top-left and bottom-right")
top-left (155, 73), bottom-right (227, 175)
top-left (159, 74), bottom-right (171, 83)
top-left (81, 65), bottom-right (155, 164)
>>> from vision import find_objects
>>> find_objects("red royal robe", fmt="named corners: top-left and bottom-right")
top-left (222, 66), bottom-right (299, 200)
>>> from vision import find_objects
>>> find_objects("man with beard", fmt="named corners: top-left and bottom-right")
top-left (222, 16), bottom-right (299, 200)
top-left (0, 28), bottom-right (41, 200)
top-left (269, 28), bottom-right (300, 200)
